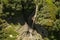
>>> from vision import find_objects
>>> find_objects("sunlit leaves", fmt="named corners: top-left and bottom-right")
top-left (36, 0), bottom-right (58, 24)
top-left (34, 0), bottom-right (42, 5)
top-left (37, 19), bottom-right (54, 26)
top-left (45, 0), bottom-right (57, 20)
top-left (0, 25), bottom-right (18, 40)
top-left (2, 0), bottom-right (9, 4)
top-left (46, 0), bottom-right (53, 4)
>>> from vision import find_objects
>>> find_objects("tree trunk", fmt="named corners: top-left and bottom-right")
top-left (28, 4), bottom-right (39, 37)
top-left (32, 4), bottom-right (38, 23)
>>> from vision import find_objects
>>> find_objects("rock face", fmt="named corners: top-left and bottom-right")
top-left (16, 23), bottom-right (44, 40)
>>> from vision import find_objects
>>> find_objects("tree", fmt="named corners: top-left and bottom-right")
top-left (0, 0), bottom-right (60, 40)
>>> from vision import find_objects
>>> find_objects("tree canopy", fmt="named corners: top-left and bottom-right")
top-left (0, 0), bottom-right (60, 40)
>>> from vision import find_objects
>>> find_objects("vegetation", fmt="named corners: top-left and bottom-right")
top-left (0, 0), bottom-right (60, 40)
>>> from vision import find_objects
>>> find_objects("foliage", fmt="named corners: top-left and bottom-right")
top-left (36, 0), bottom-right (60, 40)
top-left (0, 0), bottom-right (60, 40)
top-left (0, 25), bottom-right (18, 40)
